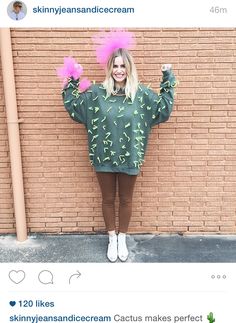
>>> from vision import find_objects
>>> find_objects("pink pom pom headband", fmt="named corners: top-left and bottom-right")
top-left (92, 29), bottom-right (136, 67)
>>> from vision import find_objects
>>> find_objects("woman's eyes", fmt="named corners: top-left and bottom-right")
top-left (113, 65), bottom-right (125, 68)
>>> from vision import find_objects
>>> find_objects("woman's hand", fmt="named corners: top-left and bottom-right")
top-left (57, 57), bottom-right (83, 85)
top-left (161, 64), bottom-right (172, 72)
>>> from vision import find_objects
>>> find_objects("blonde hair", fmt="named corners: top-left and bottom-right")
top-left (103, 48), bottom-right (138, 102)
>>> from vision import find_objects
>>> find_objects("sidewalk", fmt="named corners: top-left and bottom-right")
top-left (1, 234), bottom-right (236, 263)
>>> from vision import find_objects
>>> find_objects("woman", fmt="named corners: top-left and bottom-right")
top-left (59, 31), bottom-right (176, 262)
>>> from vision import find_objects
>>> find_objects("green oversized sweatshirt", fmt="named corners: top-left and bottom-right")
top-left (62, 70), bottom-right (176, 175)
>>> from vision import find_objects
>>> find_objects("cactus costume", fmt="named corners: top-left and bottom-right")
top-left (58, 30), bottom-right (177, 261)
top-left (62, 69), bottom-right (176, 175)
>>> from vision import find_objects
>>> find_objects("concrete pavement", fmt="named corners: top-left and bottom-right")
top-left (1, 234), bottom-right (236, 262)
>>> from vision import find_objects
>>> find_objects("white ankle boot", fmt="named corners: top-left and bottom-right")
top-left (118, 233), bottom-right (129, 261)
top-left (107, 234), bottom-right (118, 262)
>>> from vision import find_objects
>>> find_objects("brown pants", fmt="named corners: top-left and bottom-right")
top-left (96, 172), bottom-right (137, 233)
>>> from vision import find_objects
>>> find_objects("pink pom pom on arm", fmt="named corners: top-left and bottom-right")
top-left (56, 57), bottom-right (83, 85)
top-left (78, 78), bottom-right (92, 93)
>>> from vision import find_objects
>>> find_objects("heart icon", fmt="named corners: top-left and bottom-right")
top-left (10, 301), bottom-right (16, 307)
top-left (9, 270), bottom-right (26, 284)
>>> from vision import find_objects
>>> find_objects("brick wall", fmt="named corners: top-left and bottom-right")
top-left (0, 28), bottom-right (236, 234)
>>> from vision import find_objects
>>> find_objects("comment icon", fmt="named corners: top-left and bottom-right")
top-left (38, 270), bottom-right (54, 285)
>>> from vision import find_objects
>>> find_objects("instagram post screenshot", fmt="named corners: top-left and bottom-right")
top-left (0, 0), bottom-right (236, 322)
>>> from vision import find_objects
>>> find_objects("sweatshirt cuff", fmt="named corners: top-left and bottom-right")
top-left (161, 70), bottom-right (177, 89)
top-left (63, 77), bottom-right (80, 90)
top-left (162, 69), bottom-right (173, 81)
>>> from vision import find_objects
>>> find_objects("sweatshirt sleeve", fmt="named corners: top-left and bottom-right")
top-left (62, 78), bottom-right (90, 125)
top-left (149, 69), bottom-right (177, 127)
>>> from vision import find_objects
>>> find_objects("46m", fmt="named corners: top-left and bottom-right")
top-left (210, 6), bottom-right (228, 14)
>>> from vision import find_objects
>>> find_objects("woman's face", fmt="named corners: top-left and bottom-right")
top-left (112, 56), bottom-right (127, 87)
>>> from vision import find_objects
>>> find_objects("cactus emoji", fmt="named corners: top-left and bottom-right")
top-left (207, 312), bottom-right (215, 323)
